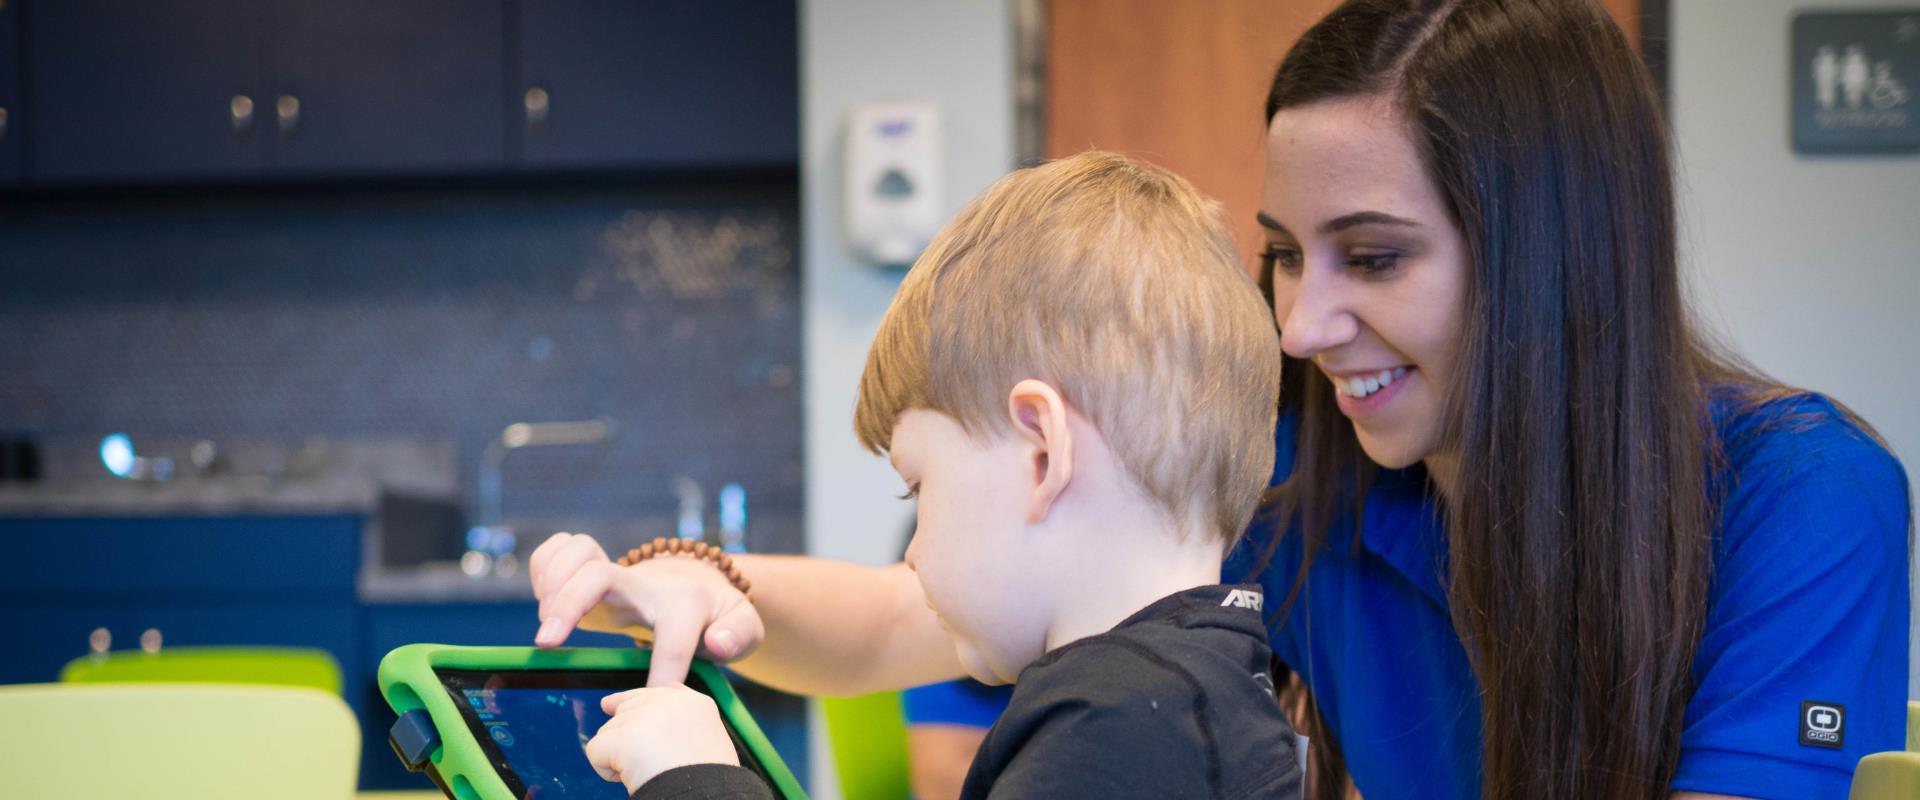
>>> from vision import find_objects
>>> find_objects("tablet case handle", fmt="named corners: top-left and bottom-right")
top-left (391, 708), bottom-right (441, 772)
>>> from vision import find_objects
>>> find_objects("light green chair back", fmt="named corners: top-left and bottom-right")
top-left (1850, 701), bottom-right (1920, 799)
top-left (60, 646), bottom-right (344, 695)
top-left (0, 683), bottom-right (359, 799)
top-left (822, 691), bottom-right (912, 800)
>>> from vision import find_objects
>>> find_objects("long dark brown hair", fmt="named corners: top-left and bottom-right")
top-left (1254, 1), bottom-right (1821, 798)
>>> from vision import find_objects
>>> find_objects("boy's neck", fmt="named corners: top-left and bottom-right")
top-left (1038, 515), bottom-right (1227, 653)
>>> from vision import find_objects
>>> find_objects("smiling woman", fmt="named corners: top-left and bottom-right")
top-left (1245, 1), bottom-right (1910, 799)
top-left (1255, 96), bottom-right (1470, 476)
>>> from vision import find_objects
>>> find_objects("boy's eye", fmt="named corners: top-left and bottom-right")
top-left (1346, 252), bottom-right (1401, 276)
top-left (897, 482), bottom-right (920, 501)
top-left (1259, 244), bottom-right (1302, 275)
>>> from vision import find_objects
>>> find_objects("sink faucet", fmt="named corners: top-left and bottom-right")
top-left (476, 419), bottom-right (617, 527)
top-left (466, 419), bottom-right (616, 578)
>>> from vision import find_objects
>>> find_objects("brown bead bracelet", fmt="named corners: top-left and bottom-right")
top-left (616, 537), bottom-right (752, 598)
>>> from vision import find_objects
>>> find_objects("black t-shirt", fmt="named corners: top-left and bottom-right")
top-left (956, 583), bottom-right (1301, 799)
top-left (634, 584), bottom-right (1301, 800)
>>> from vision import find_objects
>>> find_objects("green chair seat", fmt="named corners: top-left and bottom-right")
top-left (0, 682), bottom-right (359, 799)
top-left (1850, 701), bottom-right (1920, 799)
top-left (60, 646), bottom-right (344, 695)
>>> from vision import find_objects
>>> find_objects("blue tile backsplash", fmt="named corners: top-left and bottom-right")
top-left (0, 183), bottom-right (803, 535)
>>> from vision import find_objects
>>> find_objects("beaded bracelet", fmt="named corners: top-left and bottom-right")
top-left (616, 537), bottom-right (752, 599)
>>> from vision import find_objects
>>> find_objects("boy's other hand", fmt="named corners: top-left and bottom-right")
top-left (586, 686), bottom-right (742, 794)
top-left (529, 531), bottom-right (764, 687)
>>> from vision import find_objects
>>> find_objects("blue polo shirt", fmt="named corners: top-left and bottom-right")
top-left (903, 679), bottom-right (1015, 729)
top-left (1223, 391), bottom-right (1911, 799)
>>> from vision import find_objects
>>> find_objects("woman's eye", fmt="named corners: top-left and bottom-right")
top-left (1346, 252), bottom-right (1401, 275)
top-left (897, 483), bottom-right (920, 501)
top-left (1260, 244), bottom-right (1303, 275)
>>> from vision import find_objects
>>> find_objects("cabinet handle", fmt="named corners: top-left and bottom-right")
top-left (276, 94), bottom-right (301, 134)
top-left (524, 87), bottom-right (550, 124)
top-left (229, 95), bottom-right (254, 134)
top-left (89, 627), bottom-right (111, 655)
top-left (140, 628), bottom-right (163, 654)
top-left (0, 107), bottom-right (8, 144)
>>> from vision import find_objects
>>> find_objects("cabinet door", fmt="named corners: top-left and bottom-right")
top-left (267, 0), bottom-right (505, 176)
top-left (29, 0), bottom-right (267, 182)
top-left (2, 515), bottom-right (361, 595)
top-left (0, 600), bottom-right (357, 687)
top-left (0, 0), bottom-right (20, 184)
top-left (517, 0), bottom-right (798, 170)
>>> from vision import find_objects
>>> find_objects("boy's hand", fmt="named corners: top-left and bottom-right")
top-left (530, 532), bottom-right (764, 687)
top-left (586, 686), bottom-right (741, 794)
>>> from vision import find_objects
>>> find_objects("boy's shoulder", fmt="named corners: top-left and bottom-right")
top-left (960, 585), bottom-right (1302, 800)
top-left (1017, 584), bottom-right (1278, 703)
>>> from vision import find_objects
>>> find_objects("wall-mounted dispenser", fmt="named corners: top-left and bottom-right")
top-left (844, 103), bottom-right (942, 267)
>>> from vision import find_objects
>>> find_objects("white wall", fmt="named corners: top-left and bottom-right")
top-left (1670, 0), bottom-right (1920, 699)
top-left (799, 0), bottom-right (1015, 794)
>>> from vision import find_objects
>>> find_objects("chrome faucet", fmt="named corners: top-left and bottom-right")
top-left (476, 419), bottom-right (616, 526)
top-left (466, 419), bottom-right (616, 577)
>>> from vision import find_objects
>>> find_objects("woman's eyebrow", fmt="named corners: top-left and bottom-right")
top-left (1256, 210), bottom-right (1423, 235)
top-left (1321, 211), bottom-right (1422, 233)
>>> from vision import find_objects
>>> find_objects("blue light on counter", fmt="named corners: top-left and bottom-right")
top-left (100, 434), bottom-right (135, 478)
top-left (719, 483), bottom-right (747, 553)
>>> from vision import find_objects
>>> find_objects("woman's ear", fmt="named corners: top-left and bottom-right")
top-left (1007, 379), bottom-right (1073, 524)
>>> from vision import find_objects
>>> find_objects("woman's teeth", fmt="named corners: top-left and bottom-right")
top-left (1336, 367), bottom-right (1410, 399)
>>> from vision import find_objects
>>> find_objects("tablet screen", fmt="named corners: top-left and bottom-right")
top-left (436, 668), bottom-right (773, 798)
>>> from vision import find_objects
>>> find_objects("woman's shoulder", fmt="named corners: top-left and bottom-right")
top-left (1709, 385), bottom-right (1904, 488)
top-left (1707, 384), bottom-right (1909, 553)
top-left (1678, 385), bottom-right (1910, 793)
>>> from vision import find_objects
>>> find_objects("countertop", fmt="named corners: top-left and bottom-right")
top-left (0, 477), bottom-right (380, 515)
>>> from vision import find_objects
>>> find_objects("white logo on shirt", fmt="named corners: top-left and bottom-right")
top-left (1800, 700), bottom-right (1845, 749)
top-left (1221, 589), bottom-right (1263, 611)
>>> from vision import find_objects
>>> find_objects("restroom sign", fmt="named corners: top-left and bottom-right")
top-left (1792, 10), bottom-right (1919, 153)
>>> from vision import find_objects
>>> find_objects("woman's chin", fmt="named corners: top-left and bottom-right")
top-left (1354, 431), bottom-right (1427, 471)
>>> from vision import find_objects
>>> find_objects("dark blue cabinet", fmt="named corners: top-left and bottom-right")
top-left (0, 0), bottom-right (21, 184)
top-left (0, 516), bottom-right (809, 792)
top-left (13, 0), bottom-right (796, 185)
top-left (2, 600), bottom-right (358, 687)
top-left (28, 0), bottom-right (270, 182)
top-left (515, 0), bottom-right (798, 169)
top-left (0, 515), bottom-right (364, 686)
top-left (268, 0), bottom-right (505, 176)
top-left (2, 514), bottom-right (361, 594)
top-left (27, 0), bottom-right (504, 183)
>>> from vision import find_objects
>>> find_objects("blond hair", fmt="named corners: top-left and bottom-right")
top-left (854, 151), bottom-right (1281, 544)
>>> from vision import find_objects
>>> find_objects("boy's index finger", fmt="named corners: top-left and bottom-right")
top-left (600, 688), bottom-right (644, 715)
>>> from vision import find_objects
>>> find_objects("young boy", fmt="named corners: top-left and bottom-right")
top-left (585, 151), bottom-right (1300, 799)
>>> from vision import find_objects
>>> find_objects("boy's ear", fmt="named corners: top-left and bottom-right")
top-left (1007, 379), bottom-right (1072, 524)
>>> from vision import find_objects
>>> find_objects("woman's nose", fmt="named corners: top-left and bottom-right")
top-left (1277, 277), bottom-right (1359, 359)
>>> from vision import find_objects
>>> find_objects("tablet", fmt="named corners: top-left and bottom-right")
top-left (380, 644), bottom-right (806, 800)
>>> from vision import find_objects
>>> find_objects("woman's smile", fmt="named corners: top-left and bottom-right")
top-left (1327, 365), bottom-right (1414, 418)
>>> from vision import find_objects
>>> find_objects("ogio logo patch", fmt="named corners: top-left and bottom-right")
top-left (1800, 701), bottom-right (1844, 749)
top-left (1221, 588), bottom-right (1263, 611)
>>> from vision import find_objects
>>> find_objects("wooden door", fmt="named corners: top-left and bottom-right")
top-left (1045, 0), bottom-right (1648, 263)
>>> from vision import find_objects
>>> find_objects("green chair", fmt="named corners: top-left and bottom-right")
top-left (822, 690), bottom-right (913, 800)
top-left (60, 645), bottom-right (344, 695)
top-left (0, 682), bottom-right (360, 799)
top-left (1850, 701), bottom-right (1920, 799)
